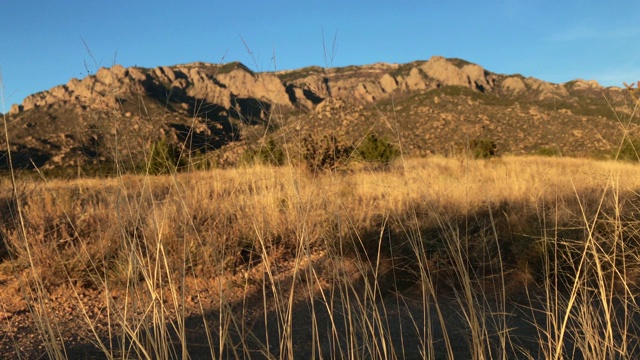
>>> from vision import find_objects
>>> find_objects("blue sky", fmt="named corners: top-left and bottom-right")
top-left (1, 1), bottom-right (639, 109)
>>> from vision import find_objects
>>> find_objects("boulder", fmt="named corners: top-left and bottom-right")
top-left (419, 56), bottom-right (493, 91)
top-left (380, 74), bottom-right (398, 93)
top-left (218, 69), bottom-right (290, 106)
top-left (9, 104), bottom-right (22, 115)
top-left (420, 56), bottom-right (470, 87)
top-left (402, 67), bottom-right (429, 90)
top-left (502, 77), bottom-right (526, 93)
top-left (462, 64), bottom-right (492, 91)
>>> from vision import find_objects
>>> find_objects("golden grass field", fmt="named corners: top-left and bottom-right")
top-left (3, 155), bottom-right (640, 359)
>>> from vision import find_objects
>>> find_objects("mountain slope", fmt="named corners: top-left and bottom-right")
top-left (2, 56), bottom-right (635, 170)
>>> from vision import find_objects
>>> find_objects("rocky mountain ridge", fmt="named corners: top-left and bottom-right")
top-left (2, 55), bottom-right (635, 171)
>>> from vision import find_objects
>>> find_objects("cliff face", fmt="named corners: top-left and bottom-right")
top-left (10, 55), bottom-right (576, 117)
top-left (12, 62), bottom-right (289, 114)
top-left (2, 56), bottom-right (634, 170)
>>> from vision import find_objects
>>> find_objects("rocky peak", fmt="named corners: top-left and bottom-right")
top-left (4, 55), bottom-right (628, 171)
top-left (9, 56), bottom-right (585, 118)
top-left (419, 56), bottom-right (495, 91)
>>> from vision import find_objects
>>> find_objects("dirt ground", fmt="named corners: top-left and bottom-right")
top-left (2, 257), bottom-right (640, 360)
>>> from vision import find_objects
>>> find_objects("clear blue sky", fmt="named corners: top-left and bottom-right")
top-left (1, 1), bottom-right (639, 109)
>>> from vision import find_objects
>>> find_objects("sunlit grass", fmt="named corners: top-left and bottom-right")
top-left (3, 155), bottom-right (640, 358)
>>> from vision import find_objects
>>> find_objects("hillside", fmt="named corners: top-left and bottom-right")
top-left (3, 57), bottom-right (640, 358)
top-left (2, 56), bottom-right (637, 171)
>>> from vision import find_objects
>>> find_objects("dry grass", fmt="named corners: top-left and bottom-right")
top-left (6, 156), bottom-right (640, 282)
top-left (3, 155), bottom-right (640, 358)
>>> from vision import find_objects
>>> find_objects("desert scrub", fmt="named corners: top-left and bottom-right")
top-left (241, 138), bottom-right (286, 166)
top-left (616, 137), bottom-right (640, 161)
top-left (535, 146), bottom-right (562, 157)
top-left (470, 138), bottom-right (497, 159)
top-left (301, 133), bottom-right (353, 172)
top-left (356, 133), bottom-right (399, 163)
top-left (147, 135), bottom-right (186, 174)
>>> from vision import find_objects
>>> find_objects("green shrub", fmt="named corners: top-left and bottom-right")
top-left (470, 139), bottom-right (497, 159)
top-left (147, 136), bottom-right (184, 175)
top-left (356, 133), bottom-right (399, 163)
top-left (535, 146), bottom-right (562, 157)
top-left (301, 134), bottom-right (353, 172)
top-left (242, 139), bottom-right (286, 166)
top-left (187, 152), bottom-right (219, 171)
top-left (616, 138), bottom-right (640, 162)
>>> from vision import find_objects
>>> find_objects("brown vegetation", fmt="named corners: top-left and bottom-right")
top-left (3, 156), bottom-right (640, 358)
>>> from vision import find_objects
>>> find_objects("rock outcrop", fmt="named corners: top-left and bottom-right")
top-left (420, 56), bottom-right (495, 91)
top-left (501, 77), bottom-right (526, 93)
top-left (14, 62), bottom-right (292, 116)
top-left (10, 55), bottom-right (591, 118)
top-left (524, 77), bottom-right (569, 99)
top-left (568, 79), bottom-right (602, 90)
top-left (4, 55), bottom-right (627, 171)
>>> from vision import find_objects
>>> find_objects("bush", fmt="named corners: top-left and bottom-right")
top-left (470, 139), bottom-right (497, 159)
top-left (187, 152), bottom-right (220, 171)
top-left (147, 136), bottom-right (184, 175)
top-left (616, 137), bottom-right (640, 162)
top-left (356, 133), bottom-right (399, 163)
top-left (535, 146), bottom-right (562, 157)
top-left (242, 139), bottom-right (286, 166)
top-left (301, 134), bottom-right (353, 172)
